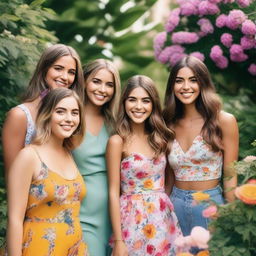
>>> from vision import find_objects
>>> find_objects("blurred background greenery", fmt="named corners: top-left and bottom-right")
top-left (0, 0), bottom-right (255, 246)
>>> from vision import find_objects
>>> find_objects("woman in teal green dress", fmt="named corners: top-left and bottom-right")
top-left (72, 59), bottom-right (121, 256)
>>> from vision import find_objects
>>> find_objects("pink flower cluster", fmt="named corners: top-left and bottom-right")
top-left (220, 33), bottom-right (233, 47)
top-left (172, 32), bottom-right (199, 44)
top-left (165, 8), bottom-right (180, 33)
top-left (198, 18), bottom-right (214, 37)
top-left (198, 1), bottom-right (220, 15)
top-left (156, 45), bottom-right (185, 65)
top-left (179, 0), bottom-right (199, 16)
top-left (242, 20), bottom-right (256, 35)
top-left (190, 52), bottom-right (205, 62)
top-left (240, 36), bottom-right (255, 50)
top-left (226, 10), bottom-right (247, 30)
top-left (237, 0), bottom-right (251, 7)
top-left (248, 64), bottom-right (256, 76)
top-left (153, 32), bottom-right (167, 57)
top-left (230, 44), bottom-right (248, 62)
top-left (210, 45), bottom-right (228, 68)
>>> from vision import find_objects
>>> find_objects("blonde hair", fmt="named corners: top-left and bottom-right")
top-left (83, 59), bottom-right (121, 133)
top-left (33, 88), bottom-right (85, 150)
top-left (23, 44), bottom-right (84, 102)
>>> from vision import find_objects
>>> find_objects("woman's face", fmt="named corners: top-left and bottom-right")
top-left (45, 56), bottom-right (76, 89)
top-left (174, 67), bottom-right (200, 106)
top-left (50, 96), bottom-right (80, 140)
top-left (125, 87), bottom-right (152, 125)
top-left (85, 68), bottom-right (115, 107)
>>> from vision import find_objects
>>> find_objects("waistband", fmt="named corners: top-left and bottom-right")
top-left (171, 185), bottom-right (223, 199)
top-left (121, 189), bottom-right (165, 196)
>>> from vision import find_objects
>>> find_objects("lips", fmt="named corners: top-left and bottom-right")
top-left (94, 93), bottom-right (106, 101)
top-left (180, 92), bottom-right (194, 98)
top-left (131, 111), bottom-right (145, 118)
top-left (60, 124), bottom-right (73, 131)
top-left (55, 80), bottom-right (68, 87)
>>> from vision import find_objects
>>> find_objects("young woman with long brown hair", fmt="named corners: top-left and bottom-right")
top-left (163, 56), bottom-right (239, 253)
top-left (107, 75), bottom-right (181, 256)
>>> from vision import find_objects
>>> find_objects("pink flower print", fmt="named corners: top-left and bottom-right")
top-left (55, 185), bottom-right (69, 202)
top-left (128, 179), bottom-right (135, 187)
top-left (134, 154), bottom-right (143, 161)
top-left (160, 198), bottom-right (166, 211)
top-left (147, 244), bottom-right (156, 254)
top-left (135, 171), bottom-right (148, 179)
top-left (133, 239), bottom-right (143, 250)
top-left (122, 229), bottom-right (130, 240)
top-left (170, 223), bottom-right (176, 234)
top-left (121, 161), bottom-right (131, 170)
top-left (160, 239), bottom-right (171, 253)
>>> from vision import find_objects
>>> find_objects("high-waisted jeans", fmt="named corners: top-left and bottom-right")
top-left (170, 185), bottom-right (224, 253)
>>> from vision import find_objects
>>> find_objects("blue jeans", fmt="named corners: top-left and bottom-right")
top-left (170, 185), bottom-right (224, 253)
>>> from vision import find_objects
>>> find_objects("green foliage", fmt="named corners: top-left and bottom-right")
top-left (208, 148), bottom-right (256, 255)
top-left (0, 0), bottom-right (58, 245)
top-left (44, 0), bottom-right (158, 81)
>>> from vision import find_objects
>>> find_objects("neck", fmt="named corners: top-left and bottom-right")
top-left (84, 102), bottom-right (102, 116)
top-left (45, 135), bottom-right (65, 152)
top-left (183, 104), bottom-right (201, 119)
top-left (130, 122), bottom-right (146, 136)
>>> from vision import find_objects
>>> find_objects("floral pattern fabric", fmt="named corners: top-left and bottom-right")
top-left (22, 162), bottom-right (88, 256)
top-left (114, 153), bottom-right (181, 256)
top-left (168, 135), bottom-right (223, 181)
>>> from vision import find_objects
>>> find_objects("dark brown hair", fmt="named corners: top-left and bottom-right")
top-left (117, 75), bottom-right (174, 158)
top-left (163, 56), bottom-right (222, 151)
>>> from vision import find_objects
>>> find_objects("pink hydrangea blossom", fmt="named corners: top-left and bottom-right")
top-left (197, 18), bottom-right (214, 36)
top-left (240, 36), bottom-right (256, 50)
top-left (241, 20), bottom-right (256, 35)
top-left (216, 56), bottom-right (229, 68)
top-left (157, 45), bottom-right (185, 64)
top-left (237, 0), bottom-right (251, 8)
top-left (169, 52), bottom-right (187, 66)
top-left (220, 33), bottom-right (233, 47)
top-left (210, 45), bottom-right (223, 60)
top-left (180, 1), bottom-right (198, 16)
top-left (190, 52), bottom-right (205, 62)
top-left (208, 0), bottom-right (222, 3)
top-left (230, 44), bottom-right (248, 62)
top-left (226, 10), bottom-right (247, 30)
top-left (248, 64), bottom-right (256, 76)
top-left (202, 205), bottom-right (218, 218)
top-left (165, 8), bottom-right (180, 33)
top-left (223, 0), bottom-right (235, 2)
top-left (153, 32), bottom-right (167, 57)
top-left (172, 32), bottom-right (199, 44)
top-left (215, 14), bottom-right (228, 28)
top-left (198, 1), bottom-right (220, 16)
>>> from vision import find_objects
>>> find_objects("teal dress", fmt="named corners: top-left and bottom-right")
top-left (72, 124), bottom-right (112, 256)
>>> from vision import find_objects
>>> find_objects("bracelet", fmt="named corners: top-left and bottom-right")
top-left (114, 239), bottom-right (123, 242)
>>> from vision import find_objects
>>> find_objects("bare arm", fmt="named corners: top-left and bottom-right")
top-left (165, 161), bottom-right (175, 196)
top-left (220, 112), bottom-right (239, 202)
top-left (106, 135), bottom-right (128, 256)
top-left (7, 146), bottom-right (37, 256)
top-left (2, 107), bottom-right (27, 180)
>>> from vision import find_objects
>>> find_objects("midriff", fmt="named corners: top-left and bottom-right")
top-left (175, 179), bottom-right (219, 191)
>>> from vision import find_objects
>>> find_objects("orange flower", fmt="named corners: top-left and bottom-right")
top-left (176, 253), bottom-right (194, 256)
top-left (192, 192), bottom-right (210, 201)
top-left (145, 202), bottom-right (156, 213)
top-left (143, 179), bottom-right (154, 189)
top-left (135, 212), bottom-right (142, 224)
top-left (196, 250), bottom-right (210, 256)
top-left (133, 239), bottom-right (143, 250)
top-left (143, 224), bottom-right (156, 239)
top-left (235, 184), bottom-right (256, 205)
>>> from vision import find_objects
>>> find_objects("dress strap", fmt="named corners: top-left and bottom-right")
top-left (30, 146), bottom-right (44, 164)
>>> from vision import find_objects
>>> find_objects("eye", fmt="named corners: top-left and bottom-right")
top-left (190, 78), bottom-right (198, 83)
top-left (54, 66), bottom-right (62, 71)
top-left (92, 78), bottom-right (100, 84)
top-left (143, 99), bottom-right (151, 104)
top-left (127, 98), bottom-right (136, 102)
top-left (56, 109), bottom-right (65, 115)
top-left (175, 79), bottom-right (183, 84)
top-left (72, 110), bottom-right (79, 116)
top-left (69, 70), bottom-right (76, 75)
top-left (106, 82), bottom-right (114, 88)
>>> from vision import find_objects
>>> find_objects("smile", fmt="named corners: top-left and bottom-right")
top-left (55, 80), bottom-right (68, 87)
top-left (94, 93), bottom-right (106, 100)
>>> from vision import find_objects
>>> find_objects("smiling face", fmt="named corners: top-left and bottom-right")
top-left (174, 67), bottom-right (200, 106)
top-left (125, 87), bottom-right (153, 125)
top-left (85, 68), bottom-right (115, 108)
top-left (45, 55), bottom-right (76, 89)
top-left (50, 96), bottom-right (80, 140)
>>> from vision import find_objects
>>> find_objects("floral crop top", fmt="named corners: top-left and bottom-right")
top-left (168, 135), bottom-right (223, 181)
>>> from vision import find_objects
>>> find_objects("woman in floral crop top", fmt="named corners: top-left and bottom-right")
top-left (163, 56), bottom-right (239, 253)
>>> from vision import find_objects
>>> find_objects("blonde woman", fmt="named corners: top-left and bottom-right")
top-left (72, 59), bottom-right (121, 256)
top-left (7, 88), bottom-right (88, 255)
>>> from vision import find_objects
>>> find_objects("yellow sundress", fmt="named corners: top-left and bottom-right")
top-left (21, 157), bottom-right (88, 255)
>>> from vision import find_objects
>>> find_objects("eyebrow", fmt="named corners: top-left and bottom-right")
top-left (176, 76), bottom-right (196, 79)
top-left (55, 107), bottom-right (79, 111)
top-left (53, 64), bottom-right (76, 71)
top-left (127, 96), bottom-right (151, 99)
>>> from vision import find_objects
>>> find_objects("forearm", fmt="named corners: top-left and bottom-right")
top-left (224, 175), bottom-right (237, 202)
top-left (109, 191), bottom-right (123, 240)
top-left (7, 219), bottom-right (23, 256)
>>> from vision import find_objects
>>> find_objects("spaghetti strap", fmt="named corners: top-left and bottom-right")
top-left (30, 146), bottom-right (43, 163)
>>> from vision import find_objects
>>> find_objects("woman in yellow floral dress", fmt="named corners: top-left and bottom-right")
top-left (7, 88), bottom-right (88, 256)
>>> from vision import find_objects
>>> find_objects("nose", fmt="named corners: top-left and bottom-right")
top-left (182, 80), bottom-right (190, 90)
top-left (61, 71), bottom-right (68, 81)
top-left (65, 112), bottom-right (72, 122)
top-left (98, 83), bottom-right (106, 93)
top-left (135, 100), bottom-right (142, 109)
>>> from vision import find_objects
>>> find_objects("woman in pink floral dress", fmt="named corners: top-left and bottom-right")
top-left (106, 75), bottom-right (181, 256)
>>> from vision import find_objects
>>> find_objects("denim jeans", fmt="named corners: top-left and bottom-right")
top-left (170, 185), bottom-right (224, 253)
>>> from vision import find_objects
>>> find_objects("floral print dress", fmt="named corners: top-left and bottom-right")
top-left (115, 153), bottom-right (181, 256)
top-left (22, 160), bottom-right (88, 256)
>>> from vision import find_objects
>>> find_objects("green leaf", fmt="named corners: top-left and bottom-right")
top-left (30, 0), bottom-right (45, 8)
top-left (0, 14), bottom-right (20, 22)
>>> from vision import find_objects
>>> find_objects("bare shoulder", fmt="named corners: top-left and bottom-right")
top-left (4, 106), bottom-right (27, 126)
top-left (108, 134), bottom-right (123, 147)
top-left (15, 145), bottom-right (38, 164)
top-left (219, 111), bottom-right (237, 127)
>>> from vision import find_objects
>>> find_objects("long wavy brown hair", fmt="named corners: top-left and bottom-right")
top-left (163, 56), bottom-right (223, 152)
top-left (83, 59), bottom-right (121, 133)
top-left (117, 75), bottom-right (174, 158)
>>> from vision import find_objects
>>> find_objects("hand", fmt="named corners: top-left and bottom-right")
top-left (112, 240), bottom-right (128, 256)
